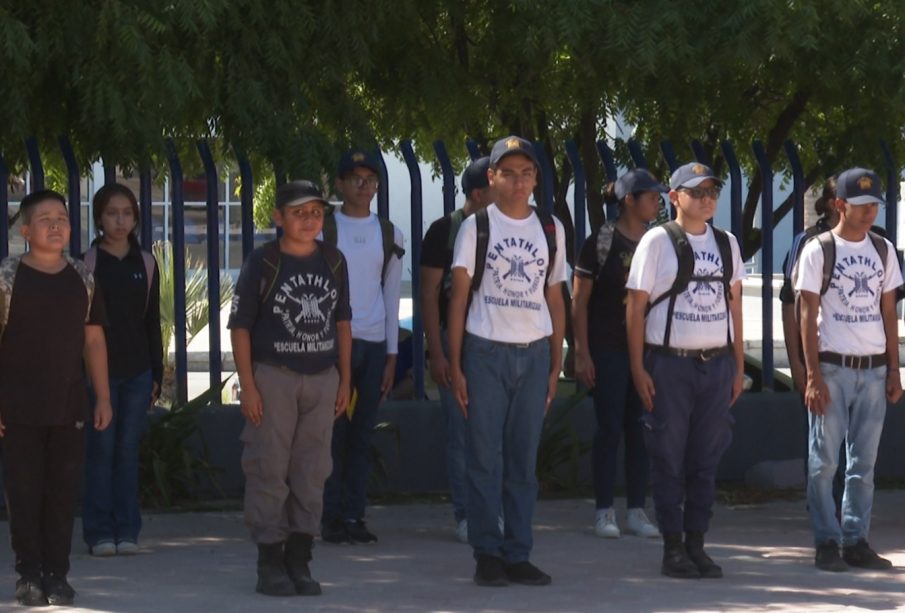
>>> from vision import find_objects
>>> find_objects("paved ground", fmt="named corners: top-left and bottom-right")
top-left (1, 492), bottom-right (904, 612)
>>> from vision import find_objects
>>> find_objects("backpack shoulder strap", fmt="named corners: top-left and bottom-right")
top-left (867, 231), bottom-right (889, 275)
top-left (648, 221), bottom-right (694, 348)
top-left (316, 239), bottom-right (345, 286)
top-left (471, 207), bottom-right (490, 292)
top-left (379, 217), bottom-right (405, 287)
top-left (140, 250), bottom-right (156, 312)
top-left (532, 206), bottom-right (558, 285)
top-left (447, 208), bottom-right (466, 251)
top-left (816, 231), bottom-right (836, 296)
top-left (258, 240), bottom-right (282, 304)
top-left (596, 222), bottom-right (616, 272)
top-left (65, 255), bottom-right (95, 323)
top-left (322, 211), bottom-right (338, 247)
top-left (713, 227), bottom-right (733, 288)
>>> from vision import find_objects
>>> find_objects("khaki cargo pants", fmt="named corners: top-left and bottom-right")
top-left (242, 362), bottom-right (338, 543)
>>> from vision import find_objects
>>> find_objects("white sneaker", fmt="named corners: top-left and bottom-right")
top-left (455, 519), bottom-right (468, 544)
top-left (625, 508), bottom-right (659, 538)
top-left (594, 508), bottom-right (620, 538)
top-left (90, 541), bottom-right (116, 557)
top-left (116, 540), bottom-right (140, 555)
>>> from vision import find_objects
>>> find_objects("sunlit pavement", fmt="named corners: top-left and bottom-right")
top-left (1, 491), bottom-right (903, 612)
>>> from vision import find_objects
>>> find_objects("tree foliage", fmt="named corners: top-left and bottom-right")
top-left (3, 1), bottom-right (905, 256)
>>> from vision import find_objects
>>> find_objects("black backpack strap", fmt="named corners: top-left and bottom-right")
top-left (322, 211), bottom-right (338, 247)
top-left (379, 217), bottom-right (405, 288)
top-left (258, 240), bottom-right (282, 304)
top-left (471, 207), bottom-right (490, 292)
top-left (316, 239), bottom-right (345, 286)
top-left (868, 231), bottom-right (889, 278)
top-left (649, 221), bottom-right (694, 348)
top-left (532, 206), bottom-right (558, 286)
top-left (447, 208), bottom-right (466, 251)
top-left (712, 227), bottom-right (734, 344)
top-left (816, 231), bottom-right (836, 296)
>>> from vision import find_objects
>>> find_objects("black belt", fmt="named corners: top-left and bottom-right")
top-left (645, 344), bottom-right (732, 362)
top-left (818, 352), bottom-right (887, 370)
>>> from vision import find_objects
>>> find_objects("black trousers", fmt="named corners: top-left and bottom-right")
top-left (2, 422), bottom-right (85, 577)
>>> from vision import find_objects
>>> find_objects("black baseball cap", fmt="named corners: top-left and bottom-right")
top-left (615, 169), bottom-right (668, 200)
top-left (489, 136), bottom-right (539, 168)
top-left (337, 148), bottom-right (381, 176)
top-left (461, 157), bottom-right (491, 196)
top-left (669, 162), bottom-right (723, 189)
top-left (275, 180), bottom-right (328, 209)
top-left (836, 167), bottom-right (885, 205)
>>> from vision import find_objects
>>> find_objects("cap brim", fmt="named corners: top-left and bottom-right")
top-left (845, 195), bottom-right (885, 205)
top-left (675, 176), bottom-right (723, 189)
top-left (282, 196), bottom-right (329, 208)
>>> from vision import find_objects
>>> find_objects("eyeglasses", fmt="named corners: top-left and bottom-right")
top-left (679, 186), bottom-right (721, 200)
top-left (345, 175), bottom-right (379, 189)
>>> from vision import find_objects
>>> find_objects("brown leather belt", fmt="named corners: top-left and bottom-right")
top-left (818, 352), bottom-right (887, 370)
top-left (645, 344), bottom-right (732, 362)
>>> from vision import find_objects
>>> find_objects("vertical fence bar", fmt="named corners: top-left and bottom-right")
top-left (165, 139), bottom-right (188, 405)
top-left (880, 140), bottom-right (899, 247)
top-left (433, 140), bottom-right (456, 216)
top-left (627, 139), bottom-right (648, 169)
top-left (400, 140), bottom-right (424, 399)
top-left (659, 141), bottom-right (680, 174)
top-left (234, 150), bottom-right (255, 259)
top-left (690, 139), bottom-right (711, 166)
top-left (139, 162), bottom-right (153, 248)
top-left (197, 140), bottom-right (222, 394)
top-left (58, 136), bottom-right (82, 255)
top-left (721, 141), bottom-right (743, 241)
top-left (752, 140), bottom-right (774, 390)
top-left (784, 141), bottom-right (805, 237)
top-left (595, 140), bottom-right (619, 222)
top-left (533, 141), bottom-right (554, 214)
top-left (102, 158), bottom-right (116, 185)
top-left (25, 137), bottom-right (44, 191)
top-left (465, 138), bottom-right (481, 161)
top-left (0, 153), bottom-right (8, 258)
top-left (564, 139), bottom-right (586, 256)
top-left (376, 147), bottom-right (389, 220)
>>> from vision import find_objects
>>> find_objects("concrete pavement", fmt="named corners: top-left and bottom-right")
top-left (1, 492), bottom-right (904, 612)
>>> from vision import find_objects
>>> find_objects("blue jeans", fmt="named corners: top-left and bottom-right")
top-left (642, 351), bottom-right (734, 535)
top-left (808, 363), bottom-right (887, 546)
top-left (463, 333), bottom-right (549, 563)
top-left (83, 370), bottom-right (152, 546)
top-left (323, 339), bottom-right (386, 523)
top-left (439, 329), bottom-right (467, 522)
top-left (591, 348), bottom-right (648, 510)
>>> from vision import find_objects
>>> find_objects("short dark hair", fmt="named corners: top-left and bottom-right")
top-left (92, 183), bottom-right (140, 246)
top-left (20, 189), bottom-right (67, 224)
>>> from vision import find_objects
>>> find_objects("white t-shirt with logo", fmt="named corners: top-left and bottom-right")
top-left (452, 204), bottom-right (568, 343)
top-left (626, 224), bottom-right (746, 349)
top-left (795, 232), bottom-right (902, 355)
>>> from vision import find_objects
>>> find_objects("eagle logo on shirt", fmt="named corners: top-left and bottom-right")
top-left (833, 252), bottom-right (883, 314)
top-left (272, 273), bottom-right (339, 345)
top-left (485, 236), bottom-right (546, 309)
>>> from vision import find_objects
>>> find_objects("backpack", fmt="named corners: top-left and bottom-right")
top-left (647, 221), bottom-right (734, 348)
top-left (471, 206), bottom-right (558, 292)
top-left (0, 255), bottom-right (95, 339)
top-left (258, 239), bottom-right (345, 305)
top-left (322, 210), bottom-right (404, 287)
top-left (83, 245), bottom-right (156, 312)
top-left (440, 208), bottom-right (468, 296)
top-left (791, 230), bottom-right (889, 323)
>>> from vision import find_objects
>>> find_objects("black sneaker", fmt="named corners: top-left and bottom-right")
top-left (321, 518), bottom-right (352, 544)
top-left (42, 573), bottom-right (75, 606)
top-left (473, 554), bottom-right (508, 587)
top-left (842, 539), bottom-right (893, 570)
top-left (815, 540), bottom-right (849, 572)
top-left (346, 520), bottom-right (378, 544)
top-left (504, 561), bottom-right (552, 586)
top-left (15, 577), bottom-right (47, 607)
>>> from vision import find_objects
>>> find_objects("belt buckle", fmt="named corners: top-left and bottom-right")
top-left (699, 348), bottom-right (715, 362)
top-left (852, 355), bottom-right (863, 369)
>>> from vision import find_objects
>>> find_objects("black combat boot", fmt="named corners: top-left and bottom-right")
top-left (256, 542), bottom-right (296, 596)
top-left (661, 532), bottom-right (700, 579)
top-left (285, 533), bottom-right (322, 596)
top-left (685, 531), bottom-right (723, 578)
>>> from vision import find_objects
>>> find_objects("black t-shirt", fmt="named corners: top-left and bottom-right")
top-left (575, 227), bottom-right (639, 352)
top-left (228, 244), bottom-right (352, 375)
top-left (0, 261), bottom-right (107, 425)
top-left (420, 214), bottom-right (455, 327)
top-left (90, 244), bottom-right (164, 386)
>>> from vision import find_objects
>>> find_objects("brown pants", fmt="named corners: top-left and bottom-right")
top-left (241, 363), bottom-right (338, 544)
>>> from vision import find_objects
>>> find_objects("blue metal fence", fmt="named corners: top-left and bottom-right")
top-left (4, 135), bottom-right (901, 402)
